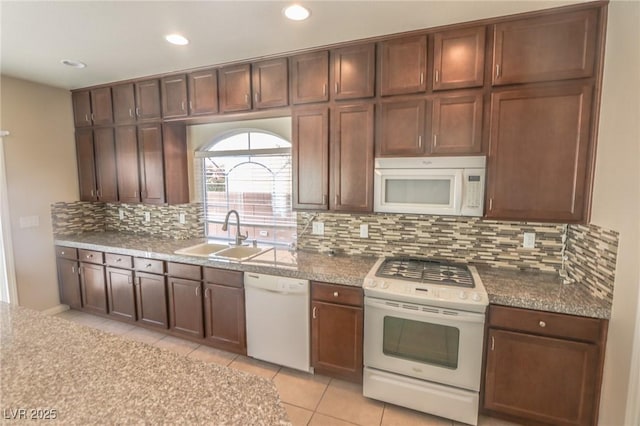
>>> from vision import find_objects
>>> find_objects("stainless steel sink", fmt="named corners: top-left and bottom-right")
top-left (174, 242), bottom-right (230, 257)
top-left (210, 246), bottom-right (274, 261)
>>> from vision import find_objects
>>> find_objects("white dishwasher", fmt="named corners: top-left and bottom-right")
top-left (244, 273), bottom-right (310, 372)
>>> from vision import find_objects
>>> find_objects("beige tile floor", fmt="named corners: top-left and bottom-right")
top-left (55, 310), bottom-right (521, 426)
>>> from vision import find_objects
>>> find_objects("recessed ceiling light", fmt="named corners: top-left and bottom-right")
top-left (165, 34), bottom-right (189, 45)
top-left (61, 59), bottom-right (86, 69)
top-left (283, 4), bottom-right (310, 21)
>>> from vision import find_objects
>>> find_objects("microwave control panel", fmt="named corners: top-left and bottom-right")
top-left (466, 175), bottom-right (482, 208)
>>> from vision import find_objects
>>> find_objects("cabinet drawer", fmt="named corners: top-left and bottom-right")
top-left (79, 249), bottom-right (103, 264)
top-left (203, 267), bottom-right (243, 288)
top-left (312, 282), bottom-right (363, 307)
top-left (55, 246), bottom-right (78, 260)
top-left (105, 253), bottom-right (133, 268)
top-left (489, 305), bottom-right (604, 343)
top-left (167, 262), bottom-right (202, 281)
top-left (134, 257), bottom-right (165, 275)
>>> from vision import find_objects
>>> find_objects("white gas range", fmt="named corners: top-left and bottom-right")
top-left (362, 257), bottom-right (489, 426)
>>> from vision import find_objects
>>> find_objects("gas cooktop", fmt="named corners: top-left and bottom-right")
top-left (375, 257), bottom-right (475, 288)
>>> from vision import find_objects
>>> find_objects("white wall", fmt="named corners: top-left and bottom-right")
top-left (589, 2), bottom-right (640, 425)
top-left (0, 76), bottom-right (77, 311)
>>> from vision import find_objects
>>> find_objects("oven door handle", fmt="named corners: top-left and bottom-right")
top-left (365, 297), bottom-right (485, 324)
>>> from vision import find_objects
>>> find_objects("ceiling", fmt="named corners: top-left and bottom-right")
top-left (1, 0), bottom-right (586, 91)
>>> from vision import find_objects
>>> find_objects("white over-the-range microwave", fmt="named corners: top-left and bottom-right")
top-left (374, 156), bottom-right (486, 217)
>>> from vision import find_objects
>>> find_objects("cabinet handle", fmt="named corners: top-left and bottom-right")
top-left (433, 134), bottom-right (437, 147)
top-left (489, 198), bottom-right (493, 211)
top-left (181, 101), bottom-right (185, 111)
top-left (136, 107), bottom-right (140, 117)
top-left (423, 71), bottom-right (427, 84)
top-left (134, 190), bottom-right (138, 198)
top-left (335, 194), bottom-right (340, 205)
top-left (90, 189), bottom-right (95, 197)
top-left (85, 114), bottom-right (90, 123)
top-left (128, 108), bottom-right (133, 118)
top-left (189, 101), bottom-right (193, 111)
top-left (195, 286), bottom-right (199, 297)
top-left (333, 291), bottom-right (339, 297)
top-left (322, 195), bottom-right (327, 205)
top-left (312, 306), bottom-right (317, 319)
top-left (539, 321), bottom-right (546, 328)
top-left (205, 288), bottom-right (210, 298)
top-left (91, 113), bottom-right (95, 122)
top-left (146, 263), bottom-right (152, 268)
top-left (322, 83), bottom-right (327, 96)
top-left (96, 189), bottom-right (102, 198)
top-left (71, 266), bottom-right (75, 274)
top-left (255, 92), bottom-right (259, 103)
top-left (334, 82), bottom-right (339, 94)
top-left (418, 135), bottom-right (422, 147)
top-left (491, 336), bottom-right (495, 351)
top-left (245, 93), bottom-right (249, 104)
top-left (496, 64), bottom-right (501, 78)
top-left (116, 258), bottom-right (122, 262)
top-left (127, 276), bottom-right (132, 284)
top-left (61, 251), bottom-right (65, 255)
top-left (86, 254), bottom-right (93, 259)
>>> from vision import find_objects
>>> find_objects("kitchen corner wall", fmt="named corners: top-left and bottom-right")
top-left (51, 201), bottom-right (204, 240)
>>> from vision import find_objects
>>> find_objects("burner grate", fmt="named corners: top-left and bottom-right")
top-left (376, 257), bottom-right (475, 288)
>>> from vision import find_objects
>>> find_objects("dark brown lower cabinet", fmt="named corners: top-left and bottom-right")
top-left (135, 271), bottom-right (168, 329)
top-left (483, 305), bottom-right (608, 426)
top-left (57, 257), bottom-right (82, 309)
top-left (203, 268), bottom-right (246, 354)
top-left (79, 262), bottom-right (107, 314)
top-left (311, 282), bottom-right (364, 383)
top-left (106, 267), bottom-right (136, 322)
top-left (167, 277), bottom-right (204, 339)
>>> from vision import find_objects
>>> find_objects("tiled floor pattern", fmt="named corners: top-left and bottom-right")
top-left (55, 310), bottom-right (521, 426)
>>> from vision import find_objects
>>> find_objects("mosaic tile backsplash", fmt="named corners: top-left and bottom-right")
top-left (51, 201), bottom-right (204, 240)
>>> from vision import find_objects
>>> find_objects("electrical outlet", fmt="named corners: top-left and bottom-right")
top-left (178, 212), bottom-right (186, 224)
top-left (523, 232), bottom-right (536, 249)
top-left (144, 212), bottom-right (151, 222)
top-left (360, 224), bottom-right (369, 238)
top-left (259, 230), bottom-right (269, 237)
top-left (118, 208), bottom-right (124, 220)
top-left (312, 222), bottom-right (324, 236)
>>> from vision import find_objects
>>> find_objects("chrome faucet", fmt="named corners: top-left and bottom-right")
top-left (222, 209), bottom-right (248, 246)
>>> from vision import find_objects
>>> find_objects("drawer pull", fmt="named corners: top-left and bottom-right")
top-left (313, 306), bottom-right (317, 319)
top-left (61, 251), bottom-right (65, 255)
top-left (539, 321), bottom-right (546, 328)
top-left (333, 291), bottom-right (339, 297)
top-left (87, 254), bottom-right (93, 259)
top-left (491, 336), bottom-right (495, 351)
top-left (146, 263), bottom-right (152, 268)
top-left (116, 258), bottom-right (122, 262)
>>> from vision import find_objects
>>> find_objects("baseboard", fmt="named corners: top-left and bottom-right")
top-left (41, 304), bottom-right (70, 316)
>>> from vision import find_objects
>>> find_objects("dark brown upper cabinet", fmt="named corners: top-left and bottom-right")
top-left (379, 36), bottom-right (427, 96)
top-left (72, 91), bottom-right (92, 127)
top-left (292, 106), bottom-right (329, 210)
top-left (75, 129), bottom-right (97, 201)
top-left (90, 87), bottom-right (114, 125)
top-left (92, 127), bottom-right (118, 202)
top-left (252, 58), bottom-right (288, 109)
top-left (430, 91), bottom-right (483, 154)
top-left (492, 9), bottom-right (597, 85)
top-left (330, 103), bottom-right (375, 212)
top-left (137, 123), bottom-right (165, 205)
top-left (290, 51), bottom-right (329, 105)
top-left (433, 26), bottom-right (486, 90)
top-left (377, 99), bottom-right (426, 157)
top-left (188, 69), bottom-right (219, 116)
top-left (219, 64), bottom-right (252, 113)
top-left (115, 126), bottom-right (141, 204)
top-left (331, 44), bottom-right (376, 100)
top-left (162, 123), bottom-right (189, 205)
top-left (161, 74), bottom-right (188, 118)
top-left (486, 83), bottom-right (593, 223)
top-left (135, 79), bottom-right (162, 120)
top-left (112, 83), bottom-right (137, 124)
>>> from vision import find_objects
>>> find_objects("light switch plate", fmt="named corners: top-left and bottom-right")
top-left (178, 212), bottom-right (186, 224)
top-left (523, 232), bottom-right (536, 249)
top-left (144, 212), bottom-right (151, 222)
top-left (360, 224), bottom-right (369, 238)
top-left (119, 208), bottom-right (124, 220)
top-left (312, 222), bottom-right (324, 236)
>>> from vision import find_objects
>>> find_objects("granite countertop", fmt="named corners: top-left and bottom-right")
top-left (0, 302), bottom-right (290, 425)
top-left (54, 232), bottom-right (611, 319)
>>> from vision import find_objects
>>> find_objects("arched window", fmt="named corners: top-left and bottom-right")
top-left (198, 129), bottom-right (294, 245)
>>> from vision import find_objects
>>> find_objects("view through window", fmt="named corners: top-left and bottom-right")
top-left (201, 130), bottom-right (295, 245)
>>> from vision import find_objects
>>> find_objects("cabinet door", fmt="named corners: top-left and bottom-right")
top-left (484, 329), bottom-right (599, 426)
top-left (252, 58), bottom-right (288, 109)
top-left (135, 271), bottom-right (168, 329)
top-left (115, 126), bottom-right (141, 203)
top-left (311, 301), bottom-right (363, 383)
top-left (57, 258), bottom-right (81, 309)
top-left (80, 262), bottom-right (107, 314)
top-left (93, 127), bottom-right (118, 202)
top-left (219, 64), bottom-right (252, 112)
top-left (188, 69), bottom-right (218, 115)
top-left (162, 124), bottom-right (189, 205)
top-left (330, 103), bottom-right (374, 212)
top-left (292, 106), bottom-right (329, 210)
top-left (75, 129), bottom-right (97, 202)
top-left (492, 9), bottom-right (597, 85)
top-left (106, 267), bottom-right (136, 322)
top-left (433, 26), bottom-right (486, 90)
top-left (161, 74), bottom-right (188, 118)
top-left (137, 123), bottom-right (165, 205)
top-left (431, 92), bottom-right (483, 155)
top-left (377, 99), bottom-right (426, 156)
top-left (135, 79), bottom-right (161, 120)
top-left (167, 277), bottom-right (204, 338)
top-left (379, 35), bottom-right (427, 96)
top-left (331, 44), bottom-right (375, 100)
top-left (290, 51), bottom-right (329, 105)
top-left (203, 283), bottom-right (246, 354)
top-left (112, 83), bottom-right (137, 124)
top-left (72, 90), bottom-right (92, 127)
top-left (90, 87), bottom-right (114, 125)
top-left (487, 84), bottom-right (593, 222)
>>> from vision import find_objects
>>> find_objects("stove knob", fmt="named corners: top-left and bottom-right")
top-left (471, 293), bottom-right (482, 302)
top-left (381, 281), bottom-right (389, 289)
top-left (458, 291), bottom-right (468, 300)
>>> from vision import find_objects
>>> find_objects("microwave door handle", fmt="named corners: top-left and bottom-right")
top-left (454, 170), bottom-right (464, 214)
